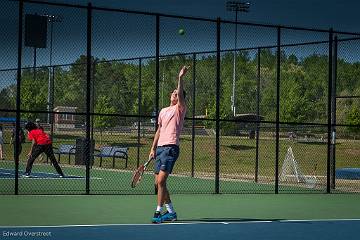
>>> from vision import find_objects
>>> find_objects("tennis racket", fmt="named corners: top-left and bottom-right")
top-left (131, 157), bottom-right (154, 188)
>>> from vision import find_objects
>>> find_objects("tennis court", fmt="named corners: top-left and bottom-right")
top-left (1, 0), bottom-right (360, 239)
top-left (0, 159), bottom-right (330, 195)
top-left (2, 161), bottom-right (358, 239)
top-left (0, 194), bottom-right (359, 239)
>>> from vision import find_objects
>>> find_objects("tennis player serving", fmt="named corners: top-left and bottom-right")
top-left (149, 65), bottom-right (189, 223)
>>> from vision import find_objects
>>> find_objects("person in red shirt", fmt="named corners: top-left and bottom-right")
top-left (23, 121), bottom-right (64, 178)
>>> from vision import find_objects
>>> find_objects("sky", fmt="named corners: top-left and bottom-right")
top-left (56, 0), bottom-right (360, 32)
top-left (0, 0), bottom-right (359, 74)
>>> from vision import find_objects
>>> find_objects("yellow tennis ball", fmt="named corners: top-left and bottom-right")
top-left (178, 28), bottom-right (185, 35)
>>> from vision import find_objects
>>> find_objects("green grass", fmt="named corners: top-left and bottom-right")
top-left (0, 129), bottom-right (359, 194)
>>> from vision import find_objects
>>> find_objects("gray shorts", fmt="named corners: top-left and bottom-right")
top-left (154, 145), bottom-right (180, 174)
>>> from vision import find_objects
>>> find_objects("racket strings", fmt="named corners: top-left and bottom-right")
top-left (131, 158), bottom-right (154, 188)
top-left (131, 166), bottom-right (145, 188)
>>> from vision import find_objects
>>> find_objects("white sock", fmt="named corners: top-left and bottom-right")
top-left (165, 202), bottom-right (175, 213)
top-left (156, 206), bottom-right (162, 212)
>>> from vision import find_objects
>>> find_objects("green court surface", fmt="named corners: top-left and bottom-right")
top-left (0, 194), bottom-right (359, 226)
top-left (1, 160), bottom-right (341, 195)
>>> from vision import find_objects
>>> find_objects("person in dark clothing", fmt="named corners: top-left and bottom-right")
top-left (10, 123), bottom-right (25, 156)
top-left (35, 118), bottom-right (45, 162)
top-left (23, 121), bottom-right (64, 178)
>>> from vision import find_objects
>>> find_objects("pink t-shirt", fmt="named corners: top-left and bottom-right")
top-left (157, 104), bottom-right (186, 146)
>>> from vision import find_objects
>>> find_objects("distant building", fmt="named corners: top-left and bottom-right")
top-left (54, 106), bottom-right (77, 130)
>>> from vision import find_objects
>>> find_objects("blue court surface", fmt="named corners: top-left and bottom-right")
top-left (1, 219), bottom-right (359, 240)
top-left (336, 168), bottom-right (360, 180)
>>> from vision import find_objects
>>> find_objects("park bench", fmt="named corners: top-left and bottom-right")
top-left (93, 146), bottom-right (128, 168)
top-left (53, 144), bottom-right (76, 164)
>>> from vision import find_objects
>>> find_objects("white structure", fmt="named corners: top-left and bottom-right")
top-left (54, 106), bottom-right (77, 130)
top-left (280, 147), bottom-right (317, 188)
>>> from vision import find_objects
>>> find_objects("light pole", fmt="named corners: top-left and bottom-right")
top-left (226, 1), bottom-right (250, 116)
top-left (45, 14), bottom-right (63, 125)
top-left (159, 58), bottom-right (166, 108)
top-left (162, 71), bottom-right (165, 108)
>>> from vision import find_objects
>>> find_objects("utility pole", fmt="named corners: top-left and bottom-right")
top-left (159, 58), bottom-right (166, 108)
top-left (45, 14), bottom-right (63, 125)
top-left (226, 1), bottom-right (250, 116)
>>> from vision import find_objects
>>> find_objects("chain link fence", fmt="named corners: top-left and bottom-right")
top-left (0, 0), bottom-right (359, 194)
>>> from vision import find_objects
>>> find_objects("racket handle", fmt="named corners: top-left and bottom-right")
top-left (144, 157), bottom-right (154, 170)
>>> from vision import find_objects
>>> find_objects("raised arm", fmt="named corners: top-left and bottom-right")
top-left (177, 65), bottom-right (190, 110)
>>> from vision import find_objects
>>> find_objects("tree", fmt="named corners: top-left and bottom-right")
top-left (0, 86), bottom-right (16, 113)
top-left (20, 68), bottom-right (48, 120)
top-left (280, 63), bottom-right (311, 122)
top-left (2, 48), bottom-right (358, 138)
top-left (94, 96), bottom-right (116, 144)
top-left (346, 106), bottom-right (360, 136)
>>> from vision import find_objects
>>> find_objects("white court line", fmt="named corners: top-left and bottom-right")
top-left (17, 177), bottom-right (102, 180)
top-left (0, 172), bottom-right (13, 175)
top-left (1, 218), bottom-right (359, 228)
top-left (2, 176), bottom-right (103, 180)
top-left (0, 168), bottom-right (101, 180)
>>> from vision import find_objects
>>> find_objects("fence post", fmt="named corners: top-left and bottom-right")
top-left (137, 58), bottom-right (142, 168)
top-left (255, 47), bottom-right (261, 183)
top-left (15, 0), bottom-right (24, 195)
top-left (155, 15), bottom-right (160, 130)
top-left (330, 36), bottom-right (338, 189)
top-left (275, 27), bottom-right (281, 194)
top-left (85, 2), bottom-right (92, 195)
top-left (153, 14), bottom-right (160, 195)
top-left (50, 66), bottom-right (55, 141)
top-left (327, 29), bottom-right (334, 193)
top-left (191, 53), bottom-right (196, 178)
top-left (90, 60), bottom-right (96, 149)
top-left (215, 18), bottom-right (221, 194)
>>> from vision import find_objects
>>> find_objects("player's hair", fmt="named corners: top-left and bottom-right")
top-left (171, 90), bottom-right (186, 99)
top-left (25, 121), bottom-right (37, 131)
